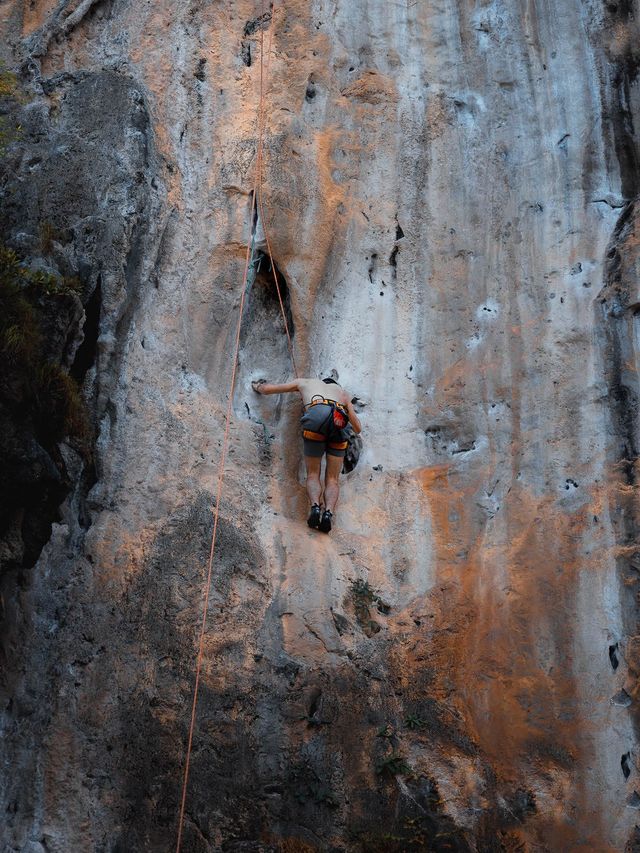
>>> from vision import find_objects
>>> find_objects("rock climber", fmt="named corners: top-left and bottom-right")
top-left (251, 376), bottom-right (362, 533)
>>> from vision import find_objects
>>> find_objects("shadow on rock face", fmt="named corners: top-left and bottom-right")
top-left (0, 66), bottom-right (165, 574)
top-left (110, 492), bottom-right (271, 852)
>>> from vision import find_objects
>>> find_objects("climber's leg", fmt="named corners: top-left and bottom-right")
top-left (303, 451), bottom-right (323, 507)
top-left (323, 452), bottom-right (343, 514)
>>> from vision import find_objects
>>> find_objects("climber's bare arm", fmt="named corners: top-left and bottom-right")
top-left (252, 379), bottom-right (299, 395)
top-left (339, 390), bottom-right (362, 434)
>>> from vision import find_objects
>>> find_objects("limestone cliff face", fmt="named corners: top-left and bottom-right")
top-left (1, 2), bottom-right (640, 851)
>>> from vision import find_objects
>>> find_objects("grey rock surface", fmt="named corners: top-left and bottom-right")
top-left (1, 1), bottom-right (640, 851)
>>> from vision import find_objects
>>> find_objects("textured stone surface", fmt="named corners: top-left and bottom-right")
top-left (1, 1), bottom-right (640, 851)
top-left (0, 62), bottom-right (166, 574)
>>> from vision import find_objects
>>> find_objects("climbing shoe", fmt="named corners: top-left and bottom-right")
top-left (307, 504), bottom-right (322, 529)
top-left (318, 509), bottom-right (333, 533)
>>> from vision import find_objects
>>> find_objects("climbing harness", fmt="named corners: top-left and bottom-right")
top-left (174, 3), bottom-right (296, 851)
top-left (302, 397), bottom-right (350, 452)
top-left (306, 394), bottom-right (349, 429)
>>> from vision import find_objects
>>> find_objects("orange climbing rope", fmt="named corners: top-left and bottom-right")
top-left (174, 3), bottom-right (296, 850)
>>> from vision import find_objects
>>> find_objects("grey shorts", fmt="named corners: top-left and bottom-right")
top-left (301, 403), bottom-right (349, 459)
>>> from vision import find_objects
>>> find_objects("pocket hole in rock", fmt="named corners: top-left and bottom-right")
top-left (609, 642), bottom-right (620, 670)
top-left (611, 688), bottom-right (632, 707)
top-left (389, 246), bottom-right (398, 279)
top-left (627, 791), bottom-right (640, 809)
top-left (233, 248), bottom-right (295, 419)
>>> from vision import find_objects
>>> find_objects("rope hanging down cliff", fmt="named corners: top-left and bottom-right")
top-left (175, 5), bottom-right (295, 851)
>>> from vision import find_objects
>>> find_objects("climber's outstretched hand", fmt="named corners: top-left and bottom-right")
top-left (251, 379), bottom-right (300, 396)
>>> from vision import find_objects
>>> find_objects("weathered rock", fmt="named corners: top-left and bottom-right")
top-left (1, 1), bottom-right (640, 851)
top-left (0, 63), bottom-right (166, 573)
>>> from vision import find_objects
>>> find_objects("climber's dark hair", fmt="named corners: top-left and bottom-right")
top-left (322, 377), bottom-right (339, 385)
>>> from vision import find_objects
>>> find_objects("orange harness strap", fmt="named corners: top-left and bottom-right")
top-left (303, 430), bottom-right (348, 450)
top-left (306, 396), bottom-right (348, 413)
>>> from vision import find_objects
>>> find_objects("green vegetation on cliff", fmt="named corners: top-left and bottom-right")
top-left (0, 244), bottom-right (89, 449)
top-left (0, 62), bottom-right (23, 153)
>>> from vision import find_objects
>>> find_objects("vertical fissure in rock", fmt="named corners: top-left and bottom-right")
top-left (248, 249), bottom-right (295, 341)
top-left (241, 9), bottom-right (273, 68)
top-left (597, 201), bottom-right (640, 783)
top-left (389, 245), bottom-right (399, 280)
top-left (599, 203), bottom-right (639, 485)
top-left (233, 242), bottom-right (295, 421)
top-left (613, 75), bottom-right (640, 200)
top-left (71, 273), bottom-right (102, 384)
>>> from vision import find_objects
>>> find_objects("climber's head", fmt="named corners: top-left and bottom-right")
top-left (322, 368), bottom-right (340, 385)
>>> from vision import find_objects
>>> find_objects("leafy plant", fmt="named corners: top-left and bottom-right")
top-left (376, 723), bottom-right (395, 739)
top-left (375, 751), bottom-right (411, 778)
top-left (34, 362), bottom-right (90, 442)
top-left (288, 759), bottom-right (338, 808)
top-left (350, 578), bottom-right (391, 636)
top-left (404, 714), bottom-right (427, 731)
top-left (0, 243), bottom-right (91, 450)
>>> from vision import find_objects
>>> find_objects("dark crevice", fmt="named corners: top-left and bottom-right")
top-left (194, 57), bottom-right (206, 82)
top-left (367, 252), bottom-right (377, 284)
top-left (253, 250), bottom-right (294, 338)
top-left (249, 191), bottom-right (259, 233)
top-left (609, 642), bottom-right (620, 670)
top-left (389, 245), bottom-right (398, 280)
top-left (241, 9), bottom-right (272, 68)
top-left (308, 689), bottom-right (322, 721)
top-left (606, 1), bottom-right (635, 21)
top-left (611, 688), bottom-right (633, 706)
top-left (305, 77), bottom-right (317, 102)
top-left (600, 202), bottom-right (639, 487)
top-left (598, 198), bottom-right (640, 764)
top-left (77, 459), bottom-right (97, 530)
top-left (233, 246), bottom-right (294, 426)
top-left (71, 273), bottom-right (102, 384)
top-left (451, 442), bottom-right (476, 455)
top-left (610, 63), bottom-right (640, 200)
top-left (615, 200), bottom-right (636, 235)
top-left (628, 791), bottom-right (640, 809)
top-left (74, 270), bottom-right (99, 532)
top-left (243, 9), bottom-right (272, 36)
